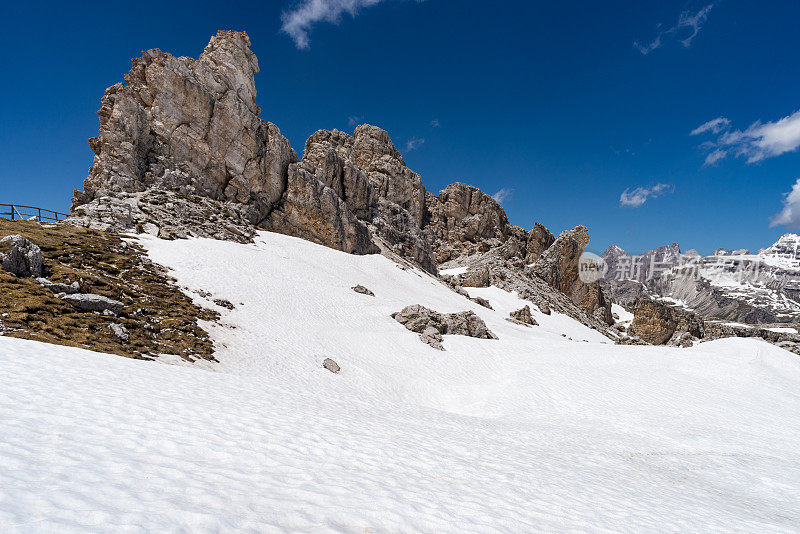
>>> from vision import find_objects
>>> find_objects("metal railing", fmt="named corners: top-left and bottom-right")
top-left (0, 204), bottom-right (68, 223)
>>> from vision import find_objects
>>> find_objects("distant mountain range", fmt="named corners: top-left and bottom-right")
top-left (601, 234), bottom-right (800, 324)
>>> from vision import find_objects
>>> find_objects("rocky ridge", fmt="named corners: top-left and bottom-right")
top-left (601, 237), bottom-right (800, 325)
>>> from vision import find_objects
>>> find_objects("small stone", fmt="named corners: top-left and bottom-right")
top-left (109, 323), bottom-right (129, 342)
top-left (213, 299), bottom-right (235, 310)
top-left (322, 358), bottom-right (340, 374)
top-left (352, 285), bottom-right (375, 296)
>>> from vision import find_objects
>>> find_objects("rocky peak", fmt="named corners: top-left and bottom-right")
top-left (423, 182), bottom-right (514, 262)
top-left (70, 30), bottom-right (298, 239)
top-left (761, 233), bottom-right (800, 261)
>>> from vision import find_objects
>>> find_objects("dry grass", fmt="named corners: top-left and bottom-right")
top-left (0, 219), bottom-right (218, 361)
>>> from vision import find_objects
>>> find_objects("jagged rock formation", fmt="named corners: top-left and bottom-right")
top-left (68, 30), bottom-right (615, 336)
top-left (423, 183), bottom-right (515, 263)
top-left (271, 125), bottom-right (433, 268)
top-left (69, 31), bottom-right (297, 240)
top-left (530, 226), bottom-right (612, 324)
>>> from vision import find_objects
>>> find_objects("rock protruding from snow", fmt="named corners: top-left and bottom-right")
top-left (508, 305), bottom-right (537, 326)
top-left (532, 226), bottom-right (612, 325)
top-left (285, 126), bottom-right (435, 271)
top-left (61, 294), bottom-right (125, 314)
top-left (264, 165), bottom-right (378, 255)
top-left (322, 358), bottom-right (340, 373)
top-left (0, 235), bottom-right (43, 278)
top-left (352, 284), bottom-right (375, 296)
top-left (392, 304), bottom-right (497, 350)
top-left (461, 266), bottom-right (490, 288)
top-left (629, 298), bottom-right (703, 346)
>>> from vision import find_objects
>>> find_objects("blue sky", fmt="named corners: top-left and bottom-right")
top-left (1, 1), bottom-right (799, 255)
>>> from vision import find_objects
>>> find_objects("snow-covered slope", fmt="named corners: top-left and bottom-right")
top-left (2, 231), bottom-right (800, 532)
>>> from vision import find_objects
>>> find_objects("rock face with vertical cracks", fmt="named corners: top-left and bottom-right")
top-left (69, 31), bottom-right (300, 242)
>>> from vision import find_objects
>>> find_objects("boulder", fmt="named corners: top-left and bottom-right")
top-left (392, 304), bottom-right (497, 350)
top-left (470, 296), bottom-right (493, 309)
top-left (509, 305), bottom-right (537, 326)
top-left (630, 298), bottom-right (703, 345)
top-left (462, 266), bottom-right (490, 288)
top-left (61, 293), bottom-right (125, 314)
top-left (38, 278), bottom-right (80, 294)
top-left (0, 235), bottom-right (43, 278)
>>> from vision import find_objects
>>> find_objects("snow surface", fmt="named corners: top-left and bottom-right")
top-left (611, 303), bottom-right (634, 325)
top-left (2, 231), bottom-right (800, 532)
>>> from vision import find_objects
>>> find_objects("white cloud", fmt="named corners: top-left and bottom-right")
top-left (692, 109), bottom-right (800, 164)
top-left (430, 118), bottom-right (440, 128)
top-left (703, 148), bottom-right (727, 166)
top-left (619, 183), bottom-right (674, 208)
top-left (491, 188), bottom-right (513, 205)
top-left (281, 0), bottom-right (399, 49)
top-left (690, 117), bottom-right (731, 136)
top-left (348, 115), bottom-right (364, 126)
top-left (405, 136), bottom-right (425, 151)
top-left (635, 4), bottom-right (714, 55)
top-left (770, 179), bottom-right (800, 229)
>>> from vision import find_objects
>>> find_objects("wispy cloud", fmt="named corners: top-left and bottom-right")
top-left (770, 178), bottom-right (800, 229)
top-left (635, 4), bottom-right (714, 55)
top-left (430, 118), bottom-right (440, 128)
top-left (491, 188), bottom-right (513, 205)
top-left (283, 0), bottom-right (420, 49)
top-left (619, 183), bottom-right (674, 208)
top-left (405, 136), bottom-right (425, 151)
top-left (690, 117), bottom-right (730, 136)
top-left (348, 115), bottom-right (364, 126)
top-left (691, 109), bottom-right (800, 165)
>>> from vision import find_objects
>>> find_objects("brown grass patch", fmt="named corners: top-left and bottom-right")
top-left (0, 219), bottom-right (218, 362)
